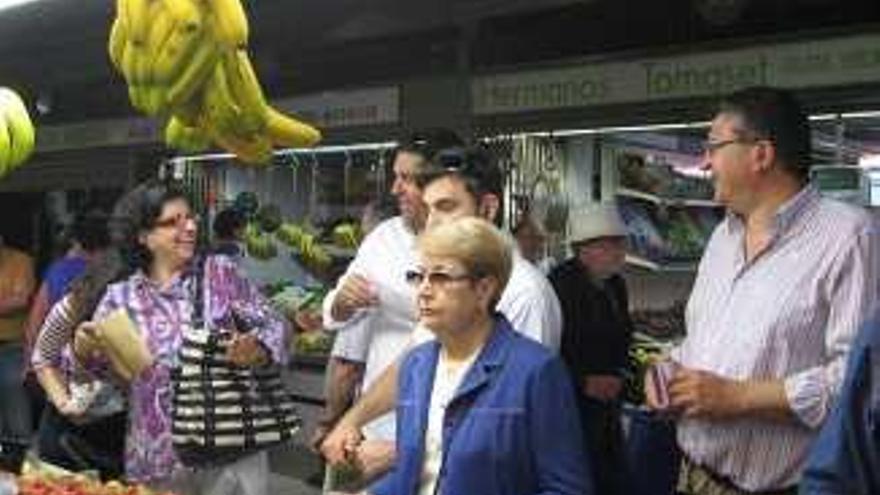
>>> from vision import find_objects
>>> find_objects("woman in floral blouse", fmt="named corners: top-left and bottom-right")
top-left (77, 179), bottom-right (289, 494)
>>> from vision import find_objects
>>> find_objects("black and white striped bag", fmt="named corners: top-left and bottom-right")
top-left (170, 258), bottom-right (301, 467)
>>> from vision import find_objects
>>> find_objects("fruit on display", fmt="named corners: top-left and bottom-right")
top-left (0, 87), bottom-right (36, 179)
top-left (256, 204), bottom-right (282, 233)
top-left (108, 0), bottom-right (322, 164)
top-left (276, 221), bottom-right (306, 247)
top-left (244, 223), bottom-right (277, 260)
top-left (331, 222), bottom-right (361, 250)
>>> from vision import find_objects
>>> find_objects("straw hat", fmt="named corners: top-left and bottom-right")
top-left (568, 203), bottom-right (627, 245)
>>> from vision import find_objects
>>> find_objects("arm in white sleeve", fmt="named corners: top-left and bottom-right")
top-left (784, 230), bottom-right (880, 428)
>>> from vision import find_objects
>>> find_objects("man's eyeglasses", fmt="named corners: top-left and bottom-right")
top-left (154, 212), bottom-right (199, 229)
top-left (404, 268), bottom-right (473, 288)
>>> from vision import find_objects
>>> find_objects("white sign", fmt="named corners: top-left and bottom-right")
top-left (276, 86), bottom-right (400, 129)
top-left (473, 34), bottom-right (880, 115)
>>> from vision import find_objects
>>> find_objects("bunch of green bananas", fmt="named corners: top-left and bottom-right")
top-left (244, 222), bottom-right (278, 260)
top-left (274, 221), bottom-right (331, 272)
top-left (332, 223), bottom-right (361, 250)
top-left (109, 0), bottom-right (322, 164)
top-left (0, 87), bottom-right (36, 179)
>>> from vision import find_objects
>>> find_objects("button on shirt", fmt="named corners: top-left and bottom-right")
top-left (673, 186), bottom-right (880, 491)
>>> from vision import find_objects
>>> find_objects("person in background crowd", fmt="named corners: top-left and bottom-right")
top-left (799, 309), bottom-right (880, 495)
top-left (23, 210), bottom-right (110, 411)
top-left (0, 233), bottom-right (37, 447)
top-left (31, 248), bottom-right (128, 478)
top-left (75, 179), bottom-right (288, 494)
top-left (320, 145), bottom-right (563, 480)
top-left (548, 203), bottom-right (633, 495)
top-left (368, 217), bottom-right (591, 495)
top-left (359, 195), bottom-right (398, 237)
top-left (313, 129), bottom-right (465, 485)
top-left (211, 207), bottom-right (247, 258)
top-left (645, 86), bottom-right (880, 495)
top-left (512, 211), bottom-right (553, 272)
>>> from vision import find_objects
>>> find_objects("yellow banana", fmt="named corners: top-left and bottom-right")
top-left (128, 85), bottom-right (151, 113)
top-left (166, 39), bottom-right (220, 111)
top-left (203, 63), bottom-right (242, 136)
top-left (132, 43), bottom-right (151, 85)
top-left (211, 127), bottom-right (273, 165)
top-left (126, 0), bottom-right (152, 45)
top-left (221, 49), bottom-right (267, 134)
top-left (0, 115), bottom-right (12, 178)
top-left (206, 0), bottom-right (249, 48)
top-left (143, 1), bottom-right (175, 84)
top-left (120, 41), bottom-right (138, 84)
top-left (142, 86), bottom-right (169, 116)
top-left (115, 0), bottom-right (131, 35)
top-left (108, 17), bottom-right (128, 73)
top-left (153, 0), bottom-right (204, 84)
top-left (0, 88), bottom-right (36, 169)
top-left (165, 116), bottom-right (211, 152)
top-left (171, 92), bottom-right (204, 127)
top-left (265, 106), bottom-right (322, 148)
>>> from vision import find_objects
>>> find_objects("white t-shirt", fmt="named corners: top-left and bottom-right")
top-left (325, 217), bottom-right (420, 440)
top-left (324, 217), bottom-right (563, 440)
top-left (419, 348), bottom-right (481, 495)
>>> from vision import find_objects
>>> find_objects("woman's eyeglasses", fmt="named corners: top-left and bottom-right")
top-left (404, 268), bottom-right (473, 288)
top-left (154, 212), bottom-right (199, 229)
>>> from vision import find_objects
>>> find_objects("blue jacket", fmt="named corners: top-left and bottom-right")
top-left (800, 314), bottom-right (880, 495)
top-left (371, 315), bottom-right (593, 495)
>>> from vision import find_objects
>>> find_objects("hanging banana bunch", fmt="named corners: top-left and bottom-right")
top-left (0, 87), bottom-right (36, 179)
top-left (109, 0), bottom-right (322, 165)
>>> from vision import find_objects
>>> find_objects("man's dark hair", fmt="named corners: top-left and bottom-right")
top-left (213, 208), bottom-right (246, 241)
top-left (71, 209), bottom-right (110, 252)
top-left (719, 86), bottom-right (811, 181)
top-left (416, 145), bottom-right (505, 225)
top-left (391, 128), bottom-right (465, 170)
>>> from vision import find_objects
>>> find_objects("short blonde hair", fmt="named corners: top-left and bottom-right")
top-left (418, 217), bottom-right (513, 307)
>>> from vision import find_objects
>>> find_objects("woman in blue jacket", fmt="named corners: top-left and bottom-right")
top-left (369, 217), bottom-right (592, 495)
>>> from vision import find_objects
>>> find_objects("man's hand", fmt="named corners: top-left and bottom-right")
top-left (321, 419), bottom-right (364, 466)
top-left (350, 439), bottom-right (396, 481)
top-left (226, 333), bottom-right (269, 367)
top-left (331, 275), bottom-right (378, 322)
top-left (583, 375), bottom-right (624, 402)
top-left (668, 368), bottom-right (745, 419)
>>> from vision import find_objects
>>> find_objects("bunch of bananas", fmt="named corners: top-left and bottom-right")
top-left (244, 222), bottom-right (278, 261)
top-left (331, 223), bottom-right (361, 250)
top-left (275, 221), bottom-right (332, 272)
top-left (0, 87), bottom-right (35, 179)
top-left (109, 0), bottom-right (322, 164)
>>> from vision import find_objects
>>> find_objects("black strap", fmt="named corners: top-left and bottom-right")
top-left (191, 256), bottom-right (206, 329)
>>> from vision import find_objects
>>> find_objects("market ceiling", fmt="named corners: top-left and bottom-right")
top-left (0, 0), bottom-right (876, 125)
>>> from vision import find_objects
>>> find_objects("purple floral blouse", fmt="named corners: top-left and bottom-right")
top-left (91, 255), bottom-right (290, 484)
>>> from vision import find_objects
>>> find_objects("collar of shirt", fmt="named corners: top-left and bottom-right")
top-left (725, 185), bottom-right (820, 240)
top-left (130, 260), bottom-right (198, 299)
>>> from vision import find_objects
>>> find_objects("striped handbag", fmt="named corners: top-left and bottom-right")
top-left (170, 258), bottom-right (301, 467)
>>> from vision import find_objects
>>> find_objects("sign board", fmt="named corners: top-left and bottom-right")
top-left (276, 86), bottom-right (400, 129)
top-left (473, 34), bottom-right (880, 115)
top-left (811, 166), bottom-right (865, 205)
top-left (36, 86), bottom-right (401, 152)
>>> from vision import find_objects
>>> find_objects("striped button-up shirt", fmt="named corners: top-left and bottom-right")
top-left (673, 186), bottom-right (880, 491)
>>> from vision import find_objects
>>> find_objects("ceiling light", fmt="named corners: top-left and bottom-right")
top-left (0, 0), bottom-right (41, 11)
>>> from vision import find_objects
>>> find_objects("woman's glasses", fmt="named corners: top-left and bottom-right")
top-left (404, 268), bottom-right (473, 288)
top-left (154, 212), bottom-right (199, 229)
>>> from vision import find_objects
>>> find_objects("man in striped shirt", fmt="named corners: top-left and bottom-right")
top-left (647, 87), bottom-right (880, 494)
